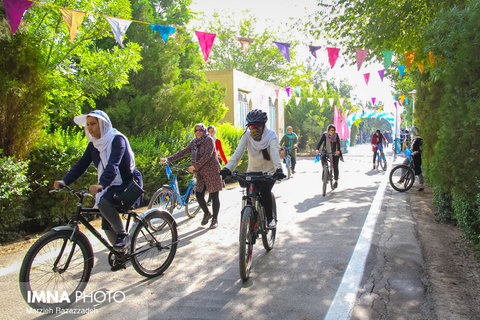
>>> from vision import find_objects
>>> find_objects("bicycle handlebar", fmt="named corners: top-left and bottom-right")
top-left (164, 161), bottom-right (192, 174)
top-left (230, 171), bottom-right (279, 185)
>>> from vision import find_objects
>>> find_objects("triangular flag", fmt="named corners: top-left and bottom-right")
top-left (416, 61), bottom-right (425, 74)
top-left (309, 45), bottom-right (322, 58)
top-left (405, 51), bottom-right (416, 71)
top-left (3, 0), bottom-right (32, 34)
top-left (318, 98), bottom-right (324, 106)
top-left (356, 49), bottom-right (368, 70)
top-left (397, 65), bottom-right (405, 78)
top-left (363, 73), bottom-right (370, 85)
top-left (371, 97), bottom-right (376, 106)
top-left (151, 24), bottom-right (175, 43)
top-left (295, 97), bottom-right (301, 106)
top-left (382, 50), bottom-right (394, 69)
top-left (327, 47), bottom-right (340, 68)
top-left (106, 17), bottom-right (132, 47)
top-left (378, 69), bottom-right (385, 82)
top-left (405, 97), bottom-right (409, 105)
top-left (339, 98), bottom-right (345, 107)
top-left (59, 8), bottom-right (86, 43)
top-left (235, 37), bottom-right (254, 55)
top-left (328, 98), bottom-right (335, 106)
top-left (429, 51), bottom-right (435, 69)
top-left (321, 81), bottom-right (327, 92)
top-left (296, 86), bottom-right (302, 96)
top-left (273, 41), bottom-right (291, 62)
top-left (195, 31), bottom-right (216, 62)
top-left (400, 95), bottom-right (406, 104)
top-left (307, 98), bottom-right (313, 102)
top-left (274, 89), bottom-right (280, 98)
top-left (286, 88), bottom-right (290, 96)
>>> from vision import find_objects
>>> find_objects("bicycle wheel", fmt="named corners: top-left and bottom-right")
top-left (148, 187), bottom-right (174, 213)
top-left (389, 165), bottom-right (415, 192)
top-left (375, 152), bottom-right (380, 170)
top-left (379, 154), bottom-right (387, 171)
top-left (184, 189), bottom-right (201, 218)
top-left (131, 209), bottom-right (178, 278)
top-left (286, 156), bottom-right (292, 179)
top-left (261, 193), bottom-right (276, 251)
top-left (19, 230), bottom-right (93, 311)
top-left (239, 206), bottom-right (255, 281)
top-left (322, 164), bottom-right (328, 196)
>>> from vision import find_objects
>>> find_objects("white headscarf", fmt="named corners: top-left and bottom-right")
top-left (245, 127), bottom-right (277, 151)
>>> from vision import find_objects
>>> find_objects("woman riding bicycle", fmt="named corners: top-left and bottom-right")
top-left (53, 110), bottom-right (143, 251)
top-left (371, 129), bottom-right (387, 170)
top-left (161, 123), bottom-right (224, 229)
top-left (279, 125), bottom-right (298, 173)
top-left (220, 109), bottom-right (285, 228)
top-left (315, 124), bottom-right (342, 189)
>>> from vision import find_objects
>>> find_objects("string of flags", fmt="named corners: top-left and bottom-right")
top-left (3, 0), bottom-right (435, 107)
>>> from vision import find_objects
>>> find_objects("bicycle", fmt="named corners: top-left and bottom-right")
top-left (281, 146), bottom-right (293, 179)
top-left (19, 185), bottom-right (178, 312)
top-left (389, 149), bottom-right (415, 192)
top-left (375, 143), bottom-right (387, 171)
top-left (321, 152), bottom-right (334, 197)
top-left (230, 172), bottom-right (281, 281)
top-left (148, 163), bottom-right (201, 218)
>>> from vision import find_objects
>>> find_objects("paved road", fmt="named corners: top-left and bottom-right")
top-left (0, 144), bottom-right (432, 319)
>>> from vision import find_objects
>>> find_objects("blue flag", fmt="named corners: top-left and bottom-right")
top-left (166, 164), bottom-right (171, 179)
top-left (314, 154), bottom-right (320, 163)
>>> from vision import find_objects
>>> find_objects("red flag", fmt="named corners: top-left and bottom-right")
top-left (3, 0), bottom-right (33, 34)
top-left (363, 73), bottom-right (370, 85)
top-left (195, 31), bottom-right (216, 62)
top-left (327, 47), bottom-right (340, 69)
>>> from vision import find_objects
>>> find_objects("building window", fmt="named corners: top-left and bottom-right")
top-left (269, 97), bottom-right (276, 132)
top-left (238, 90), bottom-right (249, 127)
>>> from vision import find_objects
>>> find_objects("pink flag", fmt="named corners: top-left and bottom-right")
top-left (378, 69), bottom-right (385, 82)
top-left (3, 0), bottom-right (33, 34)
top-left (274, 89), bottom-right (279, 98)
top-left (356, 49), bottom-right (368, 71)
top-left (363, 73), bottom-right (370, 85)
top-left (327, 47), bottom-right (340, 69)
top-left (195, 31), bottom-right (216, 62)
top-left (286, 88), bottom-right (290, 96)
top-left (343, 110), bottom-right (349, 140)
top-left (371, 97), bottom-right (376, 106)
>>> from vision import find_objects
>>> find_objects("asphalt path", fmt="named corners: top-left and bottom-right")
top-left (0, 144), bottom-right (422, 320)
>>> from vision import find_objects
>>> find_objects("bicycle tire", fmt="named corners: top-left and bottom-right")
top-left (286, 156), bottom-right (292, 179)
top-left (131, 209), bottom-right (178, 278)
top-left (379, 154), bottom-right (387, 171)
top-left (239, 206), bottom-right (255, 281)
top-left (261, 193), bottom-right (276, 251)
top-left (389, 165), bottom-right (415, 192)
top-left (322, 164), bottom-right (328, 196)
top-left (184, 189), bottom-right (201, 218)
top-left (148, 187), bottom-right (175, 213)
top-left (19, 230), bottom-right (93, 311)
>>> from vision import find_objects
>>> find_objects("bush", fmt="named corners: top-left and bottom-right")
top-left (214, 123), bottom-right (248, 172)
top-left (432, 186), bottom-right (454, 223)
top-left (0, 156), bottom-right (30, 243)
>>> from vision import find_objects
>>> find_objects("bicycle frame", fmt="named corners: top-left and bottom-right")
top-left (164, 165), bottom-right (196, 208)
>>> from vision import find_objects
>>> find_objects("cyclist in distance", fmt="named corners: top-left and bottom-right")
top-left (371, 129), bottom-right (387, 170)
top-left (315, 124), bottom-right (343, 189)
top-left (279, 125), bottom-right (298, 173)
top-left (220, 109), bottom-right (286, 228)
top-left (53, 110), bottom-right (143, 251)
top-left (161, 123), bottom-right (224, 229)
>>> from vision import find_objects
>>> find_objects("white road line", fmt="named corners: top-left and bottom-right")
top-left (324, 169), bottom-right (390, 320)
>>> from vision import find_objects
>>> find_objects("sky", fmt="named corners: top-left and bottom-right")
top-left (189, 0), bottom-right (396, 113)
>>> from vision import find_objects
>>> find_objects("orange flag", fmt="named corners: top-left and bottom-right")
top-left (405, 51), bottom-right (416, 72)
top-left (416, 60), bottom-right (425, 74)
top-left (400, 95), bottom-right (406, 104)
top-left (429, 51), bottom-right (435, 69)
top-left (59, 8), bottom-right (86, 43)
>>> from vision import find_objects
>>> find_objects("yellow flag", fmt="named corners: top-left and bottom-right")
top-left (405, 51), bottom-right (416, 72)
top-left (400, 95), bottom-right (406, 104)
top-left (416, 60), bottom-right (425, 74)
top-left (429, 51), bottom-right (435, 69)
top-left (59, 8), bottom-right (86, 43)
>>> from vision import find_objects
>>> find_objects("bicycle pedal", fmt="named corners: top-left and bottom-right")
top-left (110, 263), bottom-right (126, 272)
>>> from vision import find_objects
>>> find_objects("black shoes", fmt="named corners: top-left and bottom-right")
top-left (333, 181), bottom-right (338, 189)
top-left (201, 213), bottom-right (212, 226)
top-left (209, 219), bottom-right (218, 229)
top-left (113, 233), bottom-right (129, 251)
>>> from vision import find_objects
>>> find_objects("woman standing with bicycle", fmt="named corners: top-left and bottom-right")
top-left (220, 109), bottom-right (285, 228)
top-left (53, 110), bottom-right (143, 251)
top-left (280, 125), bottom-right (298, 174)
top-left (405, 126), bottom-right (424, 191)
top-left (315, 124), bottom-right (342, 189)
top-left (161, 123), bottom-right (223, 229)
top-left (371, 129), bottom-right (387, 170)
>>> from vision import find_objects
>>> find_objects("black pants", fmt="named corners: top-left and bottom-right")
top-left (291, 157), bottom-right (296, 171)
top-left (321, 154), bottom-right (340, 180)
top-left (257, 180), bottom-right (276, 221)
top-left (197, 187), bottom-right (219, 220)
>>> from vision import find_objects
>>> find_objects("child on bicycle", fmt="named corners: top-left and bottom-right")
top-left (220, 109), bottom-right (285, 228)
top-left (371, 129), bottom-right (387, 170)
top-left (315, 124), bottom-right (343, 189)
top-left (279, 125), bottom-right (298, 173)
top-left (53, 110), bottom-right (143, 251)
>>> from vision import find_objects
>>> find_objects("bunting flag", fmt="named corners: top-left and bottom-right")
top-left (295, 97), bottom-right (301, 106)
top-left (397, 65), bottom-right (405, 78)
top-left (59, 8), bottom-right (86, 43)
top-left (416, 60), bottom-right (425, 74)
top-left (378, 69), bottom-right (385, 82)
top-left (106, 17), bottom-right (132, 47)
top-left (382, 50), bottom-right (394, 69)
top-left (371, 97), bottom-right (376, 106)
top-left (195, 31), bottom-right (216, 61)
top-left (339, 98), bottom-right (345, 107)
top-left (429, 51), bottom-right (435, 69)
top-left (327, 47), bottom-right (340, 68)
top-left (318, 97), bottom-right (324, 106)
top-left (307, 97), bottom-right (313, 102)
top-left (3, 0), bottom-right (32, 34)
top-left (273, 41), bottom-right (291, 62)
top-left (321, 81), bottom-right (327, 92)
top-left (151, 24), bottom-right (175, 43)
top-left (296, 86), bottom-right (302, 96)
top-left (363, 73), bottom-right (370, 85)
top-left (286, 88), bottom-right (290, 96)
top-left (405, 97), bottom-right (409, 105)
top-left (334, 106), bottom-right (341, 136)
top-left (400, 95), bottom-right (406, 104)
top-left (328, 98), bottom-right (335, 106)
top-left (356, 49), bottom-right (368, 70)
top-left (235, 37), bottom-right (254, 55)
top-left (405, 51), bottom-right (416, 71)
top-left (274, 89), bottom-right (279, 98)
top-left (309, 45), bottom-right (322, 58)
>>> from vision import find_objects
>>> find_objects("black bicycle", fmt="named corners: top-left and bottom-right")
top-left (321, 153), bottom-right (334, 197)
top-left (230, 172), bottom-right (280, 281)
top-left (19, 185), bottom-right (177, 312)
top-left (389, 154), bottom-right (415, 192)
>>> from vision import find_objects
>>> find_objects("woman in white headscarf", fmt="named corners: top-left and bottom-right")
top-left (54, 110), bottom-right (142, 251)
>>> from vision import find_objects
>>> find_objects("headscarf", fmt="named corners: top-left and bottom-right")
top-left (207, 125), bottom-right (217, 141)
top-left (285, 126), bottom-right (298, 148)
top-left (412, 126), bottom-right (421, 139)
top-left (245, 125), bottom-right (277, 151)
top-left (327, 124), bottom-right (337, 143)
top-left (192, 123), bottom-right (210, 164)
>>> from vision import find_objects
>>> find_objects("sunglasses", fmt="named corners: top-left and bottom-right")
top-left (194, 129), bottom-right (203, 133)
top-left (248, 124), bottom-right (263, 129)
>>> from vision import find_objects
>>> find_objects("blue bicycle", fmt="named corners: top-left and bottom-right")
top-left (281, 146), bottom-right (293, 179)
top-left (375, 143), bottom-right (387, 171)
top-left (148, 163), bottom-right (200, 218)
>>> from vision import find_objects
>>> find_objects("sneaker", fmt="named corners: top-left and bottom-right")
top-left (201, 213), bottom-right (212, 226)
top-left (267, 219), bottom-right (276, 229)
top-left (209, 219), bottom-right (218, 229)
top-left (113, 233), bottom-right (129, 251)
top-left (333, 181), bottom-right (338, 189)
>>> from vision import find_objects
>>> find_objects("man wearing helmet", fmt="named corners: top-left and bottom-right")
top-left (220, 109), bottom-right (285, 228)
